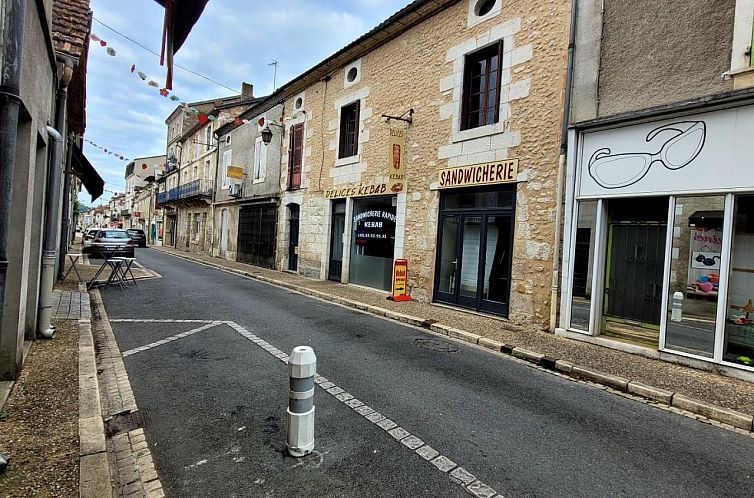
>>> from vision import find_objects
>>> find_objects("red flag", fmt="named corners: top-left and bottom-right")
top-left (197, 114), bottom-right (208, 124)
top-left (234, 117), bottom-right (242, 126)
top-left (130, 65), bottom-right (136, 73)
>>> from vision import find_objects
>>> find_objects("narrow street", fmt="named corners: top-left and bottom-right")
top-left (100, 249), bottom-right (754, 497)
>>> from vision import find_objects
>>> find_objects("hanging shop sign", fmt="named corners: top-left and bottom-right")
top-left (389, 259), bottom-right (412, 302)
top-left (324, 183), bottom-right (390, 199)
top-left (226, 165), bottom-right (244, 180)
top-left (438, 159), bottom-right (518, 189)
top-left (388, 127), bottom-right (407, 193)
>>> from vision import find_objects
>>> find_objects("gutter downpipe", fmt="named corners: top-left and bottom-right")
top-left (37, 65), bottom-right (72, 338)
top-left (0, 0), bottom-right (27, 341)
top-left (550, 0), bottom-right (578, 332)
top-left (57, 130), bottom-right (75, 280)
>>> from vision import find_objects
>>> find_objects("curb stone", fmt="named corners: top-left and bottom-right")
top-left (152, 247), bottom-right (754, 434)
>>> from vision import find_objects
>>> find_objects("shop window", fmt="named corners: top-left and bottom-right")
top-left (441, 186), bottom-right (514, 210)
top-left (569, 201), bottom-right (598, 332)
top-left (339, 101), bottom-right (360, 158)
top-left (724, 195), bottom-right (754, 366)
top-left (349, 196), bottom-right (396, 291)
top-left (461, 41), bottom-right (503, 131)
top-left (288, 123), bottom-right (303, 189)
top-left (665, 196), bottom-right (725, 358)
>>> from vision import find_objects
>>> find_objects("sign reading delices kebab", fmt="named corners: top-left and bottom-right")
top-left (438, 159), bottom-right (519, 188)
top-left (388, 127), bottom-right (406, 193)
top-left (324, 183), bottom-right (389, 199)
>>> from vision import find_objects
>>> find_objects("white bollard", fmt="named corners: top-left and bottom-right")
top-left (287, 346), bottom-right (316, 457)
top-left (671, 291), bottom-right (684, 322)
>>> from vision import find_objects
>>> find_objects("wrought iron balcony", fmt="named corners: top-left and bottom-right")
top-left (156, 179), bottom-right (214, 206)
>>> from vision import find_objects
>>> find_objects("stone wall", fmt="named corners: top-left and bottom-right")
top-left (281, 0), bottom-right (570, 328)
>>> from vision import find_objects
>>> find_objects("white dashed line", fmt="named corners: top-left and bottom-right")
top-left (112, 318), bottom-right (504, 497)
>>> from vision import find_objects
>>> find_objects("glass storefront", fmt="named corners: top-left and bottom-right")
top-left (569, 201), bottom-right (598, 332)
top-left (434, 185), bottom-right (515, 316)
top-left (724, 195), bottom-right (754, 366)
top-left (349, 196), bottom-right (396, 291)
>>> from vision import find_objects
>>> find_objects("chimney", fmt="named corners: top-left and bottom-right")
top-left (241, 82), bottom-right (253, 99)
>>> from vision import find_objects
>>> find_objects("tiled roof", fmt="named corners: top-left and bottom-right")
top-left (52, 0), bottom-right (92, 60)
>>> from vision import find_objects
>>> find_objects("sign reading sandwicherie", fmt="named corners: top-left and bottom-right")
top-left (438, 159), bottom-right (519, 188)
top-left (324, 183), bottom-right (389, 199)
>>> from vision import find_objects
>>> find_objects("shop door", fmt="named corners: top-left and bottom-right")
top-left (288, 204), bottom-right (299, 271)
top-left (435, 213), bottom-right (513, 316)
top-left (237, 205), bottom-right (277, 269)
top-left (328, 200), bottom-right (346, 281)
top-left (604, 223), bottom-right (666, 325)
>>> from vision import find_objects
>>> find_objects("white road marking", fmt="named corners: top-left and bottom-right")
top-left (121, 322), bottom-right (222, 357)
top-left (113, 318), bottom-right (504, 497)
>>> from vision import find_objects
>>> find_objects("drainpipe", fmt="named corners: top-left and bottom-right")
top-left (57, 132), bottom-right (75, 279)
top-left (0, 0), bottom-right (27, 333)
top-left (37, 65), bottom-right (72, 338)
top-left (550, 0), bottom-right (578, 332)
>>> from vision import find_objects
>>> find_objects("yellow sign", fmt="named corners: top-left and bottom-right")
top-left (226, 165), bottom-right (244, 180)
top-left (324, 183), bottom-right (389, 199)
top-left (388, 128), bottom-right (406, 193)
top-left (438, 159), bottom-right (518, 189)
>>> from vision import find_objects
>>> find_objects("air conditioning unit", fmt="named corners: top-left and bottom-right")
top-left (228, 183), bottom-right (242, 197)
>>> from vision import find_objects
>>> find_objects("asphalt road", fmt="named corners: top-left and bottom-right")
top-left (100, 248), bottom-right (754, 497)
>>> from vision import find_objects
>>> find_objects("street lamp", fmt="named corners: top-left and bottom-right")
top-left (261, 122), bottom-right (284, 146)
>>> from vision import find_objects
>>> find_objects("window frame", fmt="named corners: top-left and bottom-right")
top-left (461, 40), bottom-right (504, 131)
top-left (338, 101), bottom-right (360, 159)
top-left (288, 123), bottom-right (304, 190)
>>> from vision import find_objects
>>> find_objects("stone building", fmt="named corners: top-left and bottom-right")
top-left (558, 0), bottom-right (754, 377)
top-left (213, 102), bottom-right (282, 266)
top-left (259, 0), bottom-right (571, 328)
top-left (158, 86), bottom-right (254, 254)
top-left (123, 154), bottom-right (165, 229)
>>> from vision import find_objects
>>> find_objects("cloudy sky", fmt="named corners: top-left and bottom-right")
top-left (83, 0), bottom-right (414, 205)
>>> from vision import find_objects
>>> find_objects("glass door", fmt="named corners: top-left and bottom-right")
top-left (435, 212), bottom-right (513, 316)
top-left (328, 201), bottom-right (346, 281)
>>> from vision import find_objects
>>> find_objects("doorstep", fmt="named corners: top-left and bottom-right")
top-left (151, 246), bottom-right (754, 433)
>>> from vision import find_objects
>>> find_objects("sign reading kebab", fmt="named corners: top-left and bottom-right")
top-left (438, 159), bottom-right (518, 188)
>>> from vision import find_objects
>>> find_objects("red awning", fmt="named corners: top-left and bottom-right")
top-left (153, 0), bottom-right (209, 89)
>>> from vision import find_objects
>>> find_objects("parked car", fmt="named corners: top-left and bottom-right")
top-left (89, 229), bottom-right (135, 258)
top-left (82, 228), bottom-right (99, 254)
top-left (126, 228), bottom-right (147, 248)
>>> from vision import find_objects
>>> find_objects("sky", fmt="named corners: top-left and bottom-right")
top-left (82, 0), bottom-right (415, 206)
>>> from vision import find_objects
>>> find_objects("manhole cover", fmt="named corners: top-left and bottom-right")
top-left (105, 409), bottom-right (150, 437)
top-left (414, 338), bottom-right (458, 353)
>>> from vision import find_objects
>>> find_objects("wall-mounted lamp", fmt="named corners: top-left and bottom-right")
top-left (261, 122), bottom-right (284, 146)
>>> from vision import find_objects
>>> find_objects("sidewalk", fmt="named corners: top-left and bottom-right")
top-left (153, 246), bottom-right (754, 432)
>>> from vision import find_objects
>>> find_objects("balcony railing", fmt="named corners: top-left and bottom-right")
top-left (156, 179), bottom-right (214, 206)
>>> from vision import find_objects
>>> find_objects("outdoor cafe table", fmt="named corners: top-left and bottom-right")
top-left (86, 248), bottom-right (128, 290)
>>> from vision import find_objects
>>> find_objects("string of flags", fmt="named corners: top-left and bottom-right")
top-left (89, 33), bottom-right (181, 102)
top-left (83, 139), bottom-right (131, 162)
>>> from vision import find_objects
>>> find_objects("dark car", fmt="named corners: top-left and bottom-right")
top-left (90, 229), bottom-right (135, 258)
top-left (126, 228), bottom-right (147, 248)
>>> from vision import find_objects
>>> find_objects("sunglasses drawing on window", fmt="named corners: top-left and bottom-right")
top-left (588, 121), bottom-right (706, 189)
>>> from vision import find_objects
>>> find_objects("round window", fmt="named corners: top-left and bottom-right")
top-left (346, 67), bottom-right (358, 82)
top-left (474, 0), bottom-right (497, 16)
top-left (294, 97), bottom-right (303, 109)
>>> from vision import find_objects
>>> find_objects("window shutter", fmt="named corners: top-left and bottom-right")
top-left (259, 137), bottom-right (267, 180)
top-left (290, 123), bottom-right (304, 189)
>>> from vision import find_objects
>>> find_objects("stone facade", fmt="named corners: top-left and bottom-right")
top-left (276, 0), bottom-right (571, 328)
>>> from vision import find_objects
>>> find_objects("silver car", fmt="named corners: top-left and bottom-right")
top-left (89, 229), bottom-right (135, 258)
top-left (82, 228), bottom-right (99, 253)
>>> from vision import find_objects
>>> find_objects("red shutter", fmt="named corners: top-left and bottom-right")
top-left (289, 123), bottom-right (304, 190)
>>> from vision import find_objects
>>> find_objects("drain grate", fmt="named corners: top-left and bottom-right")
top-left (414, 338), bottom-right (458, 353)
top-left (105, 409), bottom-right (150, 437)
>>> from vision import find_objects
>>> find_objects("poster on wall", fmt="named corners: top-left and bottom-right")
top-left (578, 105), bottom-right (754, 197)
top-left (387, 127), bottom-right (406, 194)
top-left (687, 227), bottom-right (723, 296)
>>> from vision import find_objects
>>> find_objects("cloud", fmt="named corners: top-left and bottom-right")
top-left (83, 0), bottom-right (414, 206)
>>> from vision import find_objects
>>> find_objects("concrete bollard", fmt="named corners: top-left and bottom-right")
top-left (287, 346), bottom-right (316, 457)
top-left (671, 291), bottom-right (684, 322)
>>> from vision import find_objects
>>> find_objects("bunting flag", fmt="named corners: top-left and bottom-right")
top-left (90, 33), bottom-right (182, 101)
top-left (83, 139), bottom-right (131, 162)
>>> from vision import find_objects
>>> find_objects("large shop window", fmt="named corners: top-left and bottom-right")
top-left (665, 196), bottom-right (725, 358)
top-left (461, 40), bottom-right (503, 131)
top-left (569, 201), bottom-right (598, 332)
top-left (724, 195), bottom-right (754, 366)
top-left (349, 196), bottom-right (396, 291)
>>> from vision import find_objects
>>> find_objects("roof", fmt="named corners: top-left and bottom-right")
top-left (52, 0), bottom-right (92, 61)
